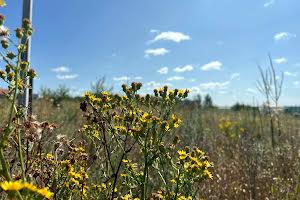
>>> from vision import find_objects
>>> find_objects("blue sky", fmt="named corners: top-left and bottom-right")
top-left (1, 0), bottom-right (300, 105)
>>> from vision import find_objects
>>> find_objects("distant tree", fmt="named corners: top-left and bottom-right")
top-left (231, 102), bottom-right (259, 112)
top-left (194, 94), bottom-right (202, 107)
top-left (39, 85), bottom-right (70, 107)
top-left (56, 85), bottom-right (70, 99)
top-left (91, 76), bottom-right (113, 96)
top-left (203, 94), bottom-right (213, 108)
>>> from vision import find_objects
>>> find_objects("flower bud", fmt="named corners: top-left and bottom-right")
top-left (122, 84), bottom-right (128, 93)
top-left (184, 89), bottom-right (189, 98)
top-left (20, 61), bottom-right (29, 70)
top-left (1, 39), bottom-right (8, 49)
top-left (0, 14), bottom-right (5, 26)
top-left (18, 44), bottom-right (27, 53)
top-left (26, 28), bottom-right (33, 36)
top-left (22, 18), bottom-right (31, 30)
top-left (7, 72), bottom-right (14, 81)
top-left (136, 82), bottom-right (142, 90)
top-left (5, 64), bottom-right (11, 73)
top-left (6, 52), bottom-right (16, 59)
top-left (0, 70), bottom-right (5, 79)
top-left (153, 89), bottom-right (158, 97)
top-left (0, 26), bottom-right (9, 37)
top-left (15, 28), bottom-right (24, 39)
top-left (174, 89), bottom-right (178, 96)
top-left (28, 68), bottom-right (37, 78)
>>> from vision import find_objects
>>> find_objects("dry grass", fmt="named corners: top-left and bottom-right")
top-left (1, 97), bottom-right (299, 199)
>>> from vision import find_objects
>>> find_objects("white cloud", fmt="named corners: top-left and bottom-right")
top-left (264, 0), bottom-right (275, 7)
top-left (144, 48), bottom-right (169, 57)
top-left (293, 81), bottom-right (300, 87)
top-left (134, 76), bottom-right (143, 80)
top-left (113, 76), bottom-right (130, 81)
top-left (246, 88), bottom-right (258, 94)
top-left (231, 73), bottom-right (240, 80)
top-left (146, 81), bottom-right (161, 87)
top-left (273, 57), bottom-right (287, 64)
top-left (274, 32), bottom-right (296, 41)
top-left (167, 76), bottom-right (184, 81)
top-left (145, 81), bottom-right (173, 91)
top-left (150, 29), bottom-right (159, 33)
top-left (284, 71), bottom-right (297, 77)
top-left (189, 86), bottom-right (202, 94)
top-left (113, 76), bottom-right (142, 81)
top-left (157, 67), bottom-right (169, 74)
top-left (56, 74), bottom-right (78, 80)
top-left (149, 31), bottom-right (191, 43)
top-left (174, 65), bottom-right (194, 73)
top-left (199, 81), bottom-right (230, 90)
top-left (51, 66), bottom-right (70, 73)
top-left (201, 61), bottom-right (223, 71)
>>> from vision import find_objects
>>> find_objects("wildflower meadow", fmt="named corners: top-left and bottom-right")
top-left (1, 1), bottom-right (300, 200)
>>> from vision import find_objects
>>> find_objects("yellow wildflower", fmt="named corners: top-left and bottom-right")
top-left (0, 181), bottom-right (54, 199)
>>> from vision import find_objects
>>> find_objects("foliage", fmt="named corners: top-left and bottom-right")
top-left (230, 102), bottom-right (259, 112)
top-left (90, 76), bottom-right (113, 97)
top-left (39, 85), bottom-right (71, 107)
top-left (0, 13), bottom-right (212, 199)
top-left (203, 94), bottom-right (213, 108)
top-left (80, 84), bottom-right (212, 199)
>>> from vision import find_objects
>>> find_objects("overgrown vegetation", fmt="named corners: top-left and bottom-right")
top-left (1, 3), bottom-right (300, 200)
top-left (0, 13), bottom-right (213, 199)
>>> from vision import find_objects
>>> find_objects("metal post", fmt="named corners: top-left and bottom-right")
top-left (18, 0), bottom-right (33, 115)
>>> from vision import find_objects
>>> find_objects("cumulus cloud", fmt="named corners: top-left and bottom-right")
top-left (51, 66), bottom-right (70, 73)
top-left (199, 81), bottom-right (230, 90)
top-left (52, 66), bottom-right (79, 80)
top-left (284, 71), bottom-right (297, 77)
top-left (230, 73), bottom-right (240, 80)
top-left (174, 65), bottom-right (194, 73)
top-left (144, 48), bottom-right (169, 57)
top-left (167, 76), bottom-right (184, 81)
top-left (149, 31), bottom-right (191, 43)
top-left (246, 88), bottom-right (258, 94)
top-left (113, 76), bottom-right (130, 81)
top-left (264, 0), bottom-right (275, 7)
top-left (150, 29), bottom-right (159, 33)
top-left (274, 57), bottom-right (287, 64)
top-left (274, 32), bottom-right (296, 41)
top-left (201, 61), bottom-right (223, 71)
top-left (189, 86), bottom-right (202, 94)
top-left (144, 81), bottom-right (173, 91)
top-left (157, 67), bottom-right (169, 74)
top-left (56, 74), bottom-right (78, 80)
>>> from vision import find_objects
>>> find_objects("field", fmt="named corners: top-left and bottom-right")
top-left (1, 96), bottom-right (299, 199)
top-left (1, 3), bottom-right (300, 199)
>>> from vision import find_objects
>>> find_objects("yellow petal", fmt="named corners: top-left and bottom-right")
top-left (0, 0), bottom-right (6, 7)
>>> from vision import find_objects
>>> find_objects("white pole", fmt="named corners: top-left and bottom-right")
top-left (18, 0), bottom-right (33, 115)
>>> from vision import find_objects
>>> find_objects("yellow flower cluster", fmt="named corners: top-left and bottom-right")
top-left (67, 165), bottom-right (89, 195)
top-left (153, 86), bottom-right (189, 100)
top-left (151, 189), bottom-right (193, 200)
top-left (177, 147), bottom-right (213, 179)
top-left (218, 118), bottom-right (246, 139)
top-left (121, 194), bottom-right (140, 200)
top-left (0, 181), bottom-right (53, 199)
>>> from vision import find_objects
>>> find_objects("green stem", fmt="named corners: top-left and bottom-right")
top-left (17, 122), bottom-right (26, 181)
top-left (141, 132), bottom-right (149, 200)
top-left (0, 149), bottom-right (11, 181)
